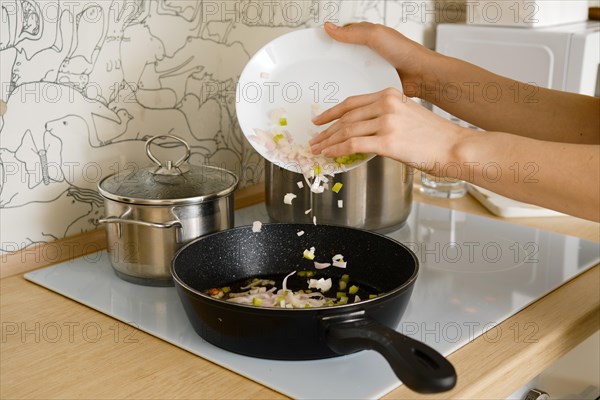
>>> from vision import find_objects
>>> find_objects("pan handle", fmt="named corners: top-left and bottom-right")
top-left (322, 312), bottom-right (456, 393)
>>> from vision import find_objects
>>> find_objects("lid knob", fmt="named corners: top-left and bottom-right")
top-left (145, 135), bottom-right (191, 175)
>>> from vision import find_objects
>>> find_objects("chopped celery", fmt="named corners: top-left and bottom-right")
top-left (297, 289), bottom-right (304, 294)
top-left (338, 296), bottom-right (348, 305)
top-left (272, 133), bottom-right (284, 144)
top-left (221, 286), bottom-right (231, 293)
top-left (335, 153), bottom-right (366, 166)
top-left (340, 274), bottom-right (350, 282)
top-left (336, 291), bottom-right (346, 299)
top-left (348, 285), bottom-right (359, 295)
top-left (279, 117), bottom-right (287, 126)
top-left (338, 280), bottom-right (347, 291)
top-left (332, 182), bottom-right (343, 193)
top-left (297, 270), bottom-right (307, 277)
top-left (313, 165), bottom-right (321, 176)
top-left (253, 298), bottom-right (263, 306)
top-left (305, 271), bottom-right (315, 278)
top-left (369, 294), bottom-right (378, 299)
top-left (303, 249), bottom-right (315, 260)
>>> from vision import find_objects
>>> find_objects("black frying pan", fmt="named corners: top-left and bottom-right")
top-left (171, 223), bottom-right (456, 393)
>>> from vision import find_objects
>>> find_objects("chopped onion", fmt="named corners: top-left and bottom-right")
top-left (304, 208), bottom-right (312, 214)
top-left (252, 221), bottom-right (262, 232)
top-left (308, 277), bottom-right (332, 292)
top-left (314, 262), bottom-right (331, 269)
top-left (338, 200), bottom-right (343, 208)
top-left (282, 270), bottom-right (296, 292)
top-left (332, 254), bottom-right (344, 262)
top-left (297, 230), bottom-right (305, 236)
top-left (313, 216), bottom-right (317, 225)
top-left (332, 261), bottom-right (347, 268)
top-left (297, 181), bottom-right (304, 189)
top-left (283, 193), bottom-right (297, 205)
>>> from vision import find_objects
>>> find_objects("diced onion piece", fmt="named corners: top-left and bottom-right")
top-left (252, 221), bottom-right (262, 232)
top-left (297, 181), bottom-right (304, 189)
top-left (332, 182), bottom-right (343, 193)
top-left (308, 277), bottom-right (332, 292)
top-left (332, 261), bottom-right (347, 269)
top-left (297, 230), bottom-right (305, 236)
top-left (313, 216), bottom-right (317, 225)
top-left (303, 249), bottom-right (315, 260)
top-left (332, 254), bottom-right (344, 262)
top-left (282, 270), bottom-right (296, 292)
top-left (338, 200), bottom-right (343, 208)
top-left (283, 193), bottom-right (297, 205)
top-left (355, 295), bottom-right (361, 303)
top-left (304, 208), bottom-right (312, 214)
top-left (314, 262), bottom-right (331, 269)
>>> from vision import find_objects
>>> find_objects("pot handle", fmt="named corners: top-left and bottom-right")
top-left (98, 208), bottom-right (184, 242)
top-left (322, 312), bottom-right (456, 393)
top-left (145, 135), bottom-right (191, 176)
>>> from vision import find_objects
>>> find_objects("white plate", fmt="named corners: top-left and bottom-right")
top-left (236, 27), bottom-right (402, 175)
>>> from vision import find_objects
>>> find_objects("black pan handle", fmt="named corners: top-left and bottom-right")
top-left (322, 313), bottom-right (456, 393)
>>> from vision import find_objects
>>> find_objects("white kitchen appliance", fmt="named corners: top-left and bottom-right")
top-left (436, 20), bottom-right (599, 108)
top-left (467, 1), bottom-right (589, 28)
top-left (433, 21), bottom-right (600, 217)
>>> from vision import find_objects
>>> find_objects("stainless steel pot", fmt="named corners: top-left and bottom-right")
top-left (265, 157), bottom-right (413, 232)
top-left (98, 136), bottom-right (238, 286)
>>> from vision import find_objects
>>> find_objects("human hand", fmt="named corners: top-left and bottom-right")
top-left (322, 22), bottom-right (438, 97)
top-left (309, 88), bottom-right (463, 174)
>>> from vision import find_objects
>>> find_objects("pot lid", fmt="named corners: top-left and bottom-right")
top-left (98, 136), bottom-right (238, 205)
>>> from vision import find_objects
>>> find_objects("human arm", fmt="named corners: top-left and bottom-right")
top-left (322, 22), bottom-right (600, 144)
top-left (309, 88), bottom-right (600, 221)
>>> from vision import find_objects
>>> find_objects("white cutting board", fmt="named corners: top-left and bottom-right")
top-left (468, 184), bottom-right (567, 218)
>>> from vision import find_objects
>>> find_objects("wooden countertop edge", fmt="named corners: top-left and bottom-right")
top-left (0, 183), bottom-right (266, 279)
top-left (385, 264), bottom-right (600, 399)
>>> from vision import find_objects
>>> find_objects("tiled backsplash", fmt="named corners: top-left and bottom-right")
top-left (0, 0), bottom-right (455, 255)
